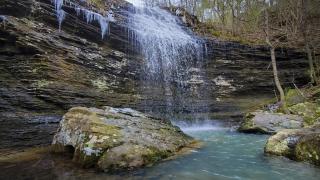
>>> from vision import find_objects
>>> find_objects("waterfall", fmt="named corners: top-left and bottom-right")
top-left (51, 0), bottom-right (210, 124)
top-left (127, 0), bottom-right (209, 124)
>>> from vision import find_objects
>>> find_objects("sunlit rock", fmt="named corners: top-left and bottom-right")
top-left (52, 106), bottom-right (195, 171)
top-left (238, 111), bottom-right (304, 134)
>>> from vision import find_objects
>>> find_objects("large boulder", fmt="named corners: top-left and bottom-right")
top-left (265, 124), bottom-right (320, 166)
top-left (238, 111), bottom-right (304, 134)
top-left (52, 107), bottom-right (195, 171)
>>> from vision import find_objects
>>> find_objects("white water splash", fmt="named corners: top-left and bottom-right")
top-left (174, 120), bottom-right (225, 132)
top-left (126, 0), bottom-right (145, 7)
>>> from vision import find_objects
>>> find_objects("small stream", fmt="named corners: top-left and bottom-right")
top-left (1, 125), bottom-right (320, 180)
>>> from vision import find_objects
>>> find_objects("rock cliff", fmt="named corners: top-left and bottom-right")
top-left (0, 0), bottom-right (309, 149)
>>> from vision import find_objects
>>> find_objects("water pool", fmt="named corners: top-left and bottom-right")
top-left (1, 128), bottom-right (320, 180)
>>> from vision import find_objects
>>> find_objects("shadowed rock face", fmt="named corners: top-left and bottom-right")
top-left (0, 0), bottom-right (309, 149)
top-left (0, 0), bottom-right (141, 149)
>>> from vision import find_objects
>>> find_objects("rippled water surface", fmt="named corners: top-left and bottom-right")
top-left (1, 127), bottom-right (320, 180)
top-left (143, 128), bottom-right (320, 180)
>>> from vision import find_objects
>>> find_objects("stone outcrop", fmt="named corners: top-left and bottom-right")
top-left (238, 111), bottom-right (304, 134)
top-left (265, 124), bottom-right (320, 166)
top-left (52, 106), bottom-right (194, 171)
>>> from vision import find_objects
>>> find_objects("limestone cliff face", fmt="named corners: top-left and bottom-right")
top-left (0, 0), bottom-right (309, 149)
top-left (205, 40), bottom-right (309, 120)
top-left (0, 0), bottom-right (141, 149)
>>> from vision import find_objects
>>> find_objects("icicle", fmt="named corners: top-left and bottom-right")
top-left (98, 17), bottom-right (108, 39)
top-left (0, 15), bottom-right (7, 29)
top-left (0, 15), bottom-right (6, 21)
top-left (57, 9), bottom-right (65, 31)
top-left (75, 7), bottom-right (81, 16)
top-left (52, 0), bottom-right (65, 32)
top-left (51, 0), bottom-right (115, 39)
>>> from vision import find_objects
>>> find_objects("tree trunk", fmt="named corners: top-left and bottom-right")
top-left (306, 43), bottom-right (316, 85)
top-left (264, 5), bottom-right (287, 111)
top-left (231, 7), bottom-right (235, 36)
top-left (270, 47), bottom-right (286, 108)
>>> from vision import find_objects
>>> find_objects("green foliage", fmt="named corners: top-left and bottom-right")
top-left (285, 89), bottom-right (306, 106)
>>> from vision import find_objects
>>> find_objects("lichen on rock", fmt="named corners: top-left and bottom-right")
top-left (52, 106), bottom-right (194, 171)
top-left (289, 102), bottom-right (320, 126)
top-left (265, 124), bottom-right (320, 166)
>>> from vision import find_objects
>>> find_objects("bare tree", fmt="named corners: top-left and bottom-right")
top-left (263, 4), bottom-right (287, 111)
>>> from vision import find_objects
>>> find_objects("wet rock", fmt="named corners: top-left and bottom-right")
top-left (52, 107), bottom-right (194, 171)
top-left (265, 124), bottom-right (320, 166)
top-left (238, 111), bottom-right (304, 134)
top-left (26, 115), bottom-right (61, 124)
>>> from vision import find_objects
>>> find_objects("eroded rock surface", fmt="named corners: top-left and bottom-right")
top-left (238, 111), bottom-right (304, 134)
top-left (52, 107), bottom-right (194, 171)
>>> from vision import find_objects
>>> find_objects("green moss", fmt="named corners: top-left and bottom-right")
top-left (90, 123), bottom-right (120, 134)
top-left (265, 139), bottom-right (290, 156)
top-left (295, 135), bottom-right (320, 166)
top-left (142, 147), bottom-right (172, 164)
top-left (288, 102), bottom-right (319, 126)
top-left (285, 89), bottom-right (306, 106)
top-left (238, 113), bottom-right (255, 131)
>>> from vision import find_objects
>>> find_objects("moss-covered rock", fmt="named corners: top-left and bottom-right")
top-left (265, 124), bottom-right (320, 166)
top-left (289, 102), bottom-right (320, 126)
top-left (52, 106), bottom-right (194, 171)
top-left (264, 129), bottom-right (301, 158)
top-left (285, 89), bottom-right (306, 106)
top-left (295, 133), bottom-right (320, 166)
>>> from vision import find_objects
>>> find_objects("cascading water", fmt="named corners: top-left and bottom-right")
top-left (126, 0), bottom-right (210, 126)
